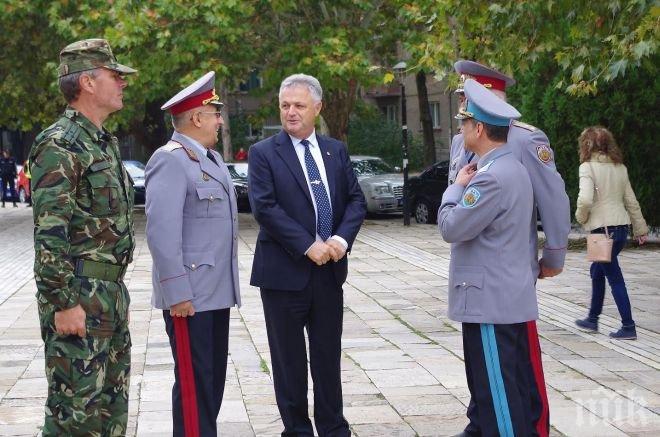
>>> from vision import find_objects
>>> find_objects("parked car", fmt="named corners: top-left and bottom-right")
top-left (122, 160), bottom-right (146, 205)
top-left (350, 155), bottom-right (403, 214)
top-left (226, 163), bottom-right (250, 212)
top-left (16, 164), bottom-right (31, 204)
top-left (408, 160), bottom-right (449, 224)
top-left (229, 162), bottom-right (248, 178)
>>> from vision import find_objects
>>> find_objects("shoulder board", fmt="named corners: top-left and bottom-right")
top-left (511, 120), bottom-right (538, 132)
top-left (161, 141), bottom-right (199, 162)
top-left (60, 119), bottom-right (83, 144)
top-left (33, 122), bottom-right (62, 145)
top-left (162, 141), bottom-right (183, 152)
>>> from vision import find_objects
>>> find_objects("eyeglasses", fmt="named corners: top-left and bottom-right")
top-left (196, 111), bottom-right (223, 119)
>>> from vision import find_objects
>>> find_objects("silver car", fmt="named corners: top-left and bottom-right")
top-left (350, 155), bottom-right (403, 214)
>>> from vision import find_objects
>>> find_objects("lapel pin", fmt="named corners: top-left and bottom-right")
top-left (326, 151), bottom-right (331, 156)
top-left (202, 172), bottom-right (210, 181)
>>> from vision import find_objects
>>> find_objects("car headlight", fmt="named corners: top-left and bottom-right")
top-left (372, 184), bottom-right (391, 195)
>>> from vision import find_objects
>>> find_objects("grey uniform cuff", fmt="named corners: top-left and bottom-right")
top-left (541, 246), bottom-right (566, 269)
top-left (160, 273), bottom-right (194, 307)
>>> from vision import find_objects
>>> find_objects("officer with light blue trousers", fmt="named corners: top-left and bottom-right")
top-left (439, 79), bottom-right (549, 437)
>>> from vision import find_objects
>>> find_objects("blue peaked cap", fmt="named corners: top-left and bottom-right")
top-left (457, 79), bottom-right (521, 126)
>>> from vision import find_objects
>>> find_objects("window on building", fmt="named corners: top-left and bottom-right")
top-left (384, 104), bottom-right (398, 124)
top-left (430, 102), bottom-right (441, 129)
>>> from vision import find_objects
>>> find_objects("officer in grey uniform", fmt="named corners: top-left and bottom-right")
top-left (448, 60), bottom-right (570, 280)
top-left (439, 79), bottom-right (548, 437)
top-left (145, 71), bottom-right (241, 437)
top-left (449, 61), bottom-right (565, 437)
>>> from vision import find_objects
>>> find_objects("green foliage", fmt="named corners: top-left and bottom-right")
top-left (347, 103), bottom-right (424, 171)
top-left (397, 0), bottom-right (659, 96)
top-left (508, 54), bottom-right (660, 225)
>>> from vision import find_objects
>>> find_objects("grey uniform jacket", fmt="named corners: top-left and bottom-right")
top-left (145, 132), bottom-right (241, 312)
top-left (439, 145), bottom-right (538, 324)
top-left (447, 122), bottom-right (570, 277)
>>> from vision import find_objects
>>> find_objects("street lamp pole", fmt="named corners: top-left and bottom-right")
top-left (394, 62), bottom-right (410, 226)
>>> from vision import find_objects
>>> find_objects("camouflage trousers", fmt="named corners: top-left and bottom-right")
top-left (37, 277), bottom-right (131, 437)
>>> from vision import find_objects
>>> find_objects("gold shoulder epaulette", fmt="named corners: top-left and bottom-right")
top-left (162, 141), bottom-right (183, 152)
top-left (512, 120), bottom-right (538, 132)
top-left (162, 140), bottom-right (199, 162)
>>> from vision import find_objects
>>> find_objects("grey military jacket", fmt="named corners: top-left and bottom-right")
top-left (145, 131), bottom-right (241, 312)
top-left (439, 145), bottom-right (538, 324)
top-left (447, 122), bottom-right (570, 277)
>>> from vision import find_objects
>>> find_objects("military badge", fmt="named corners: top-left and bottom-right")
top-left (536, 144), bottom-right (553, 164)
top-left (461, 187), bottom-right (481, 208)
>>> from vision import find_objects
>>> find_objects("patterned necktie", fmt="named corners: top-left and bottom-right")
top-left (300, 139), bottom-right (333, 241)
top-left (207, 149), bottom-right (219, 166)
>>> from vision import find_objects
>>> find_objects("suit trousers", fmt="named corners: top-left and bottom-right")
top-left (461, 322), bottom-right (549, 437)
top-left (164, 308), bottom-right (230, 437)
top-left (260, 263), bottom-right (350, 437)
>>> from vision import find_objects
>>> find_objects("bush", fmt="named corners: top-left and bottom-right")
top-left (346, 102), bottom-right (425, 171)
top-left (508, 55), bottom-right (660, 226)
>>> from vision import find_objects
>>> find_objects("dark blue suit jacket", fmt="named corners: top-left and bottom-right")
top-left (248, 130), bottom-right (366, 290)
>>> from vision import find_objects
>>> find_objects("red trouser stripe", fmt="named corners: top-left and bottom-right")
top-left (526, 321), bottom-right (549, 437)
top-left (173, 317), bottom-right (200, 437)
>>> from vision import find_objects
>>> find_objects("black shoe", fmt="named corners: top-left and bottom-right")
top-left (13, 203), bottom-right (17, 207)
top-left (609, 325), bottom-right (637, 340)
top-left (575, 318), bottom-right (598, 332)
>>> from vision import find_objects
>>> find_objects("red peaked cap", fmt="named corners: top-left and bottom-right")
top-left (454, 60), bottom-right (515, 92)
top-left (161, 71), bottom-right (223, 115)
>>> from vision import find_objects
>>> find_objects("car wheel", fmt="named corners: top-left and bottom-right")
top-left (414, 199), bottom-right (432, 224)
top-left (19, 187), bottom-right (26, 203)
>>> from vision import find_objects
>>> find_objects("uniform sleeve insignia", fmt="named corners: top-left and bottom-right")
top-left (512, 120), bottom-right (538, 131)
top-left (461, 187), bottom-right (481, 208)
top-left (536, 144), bottom-right (553, 164)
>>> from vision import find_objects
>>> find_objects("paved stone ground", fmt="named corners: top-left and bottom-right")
top-left (0, 204), bottom-right (658, 436)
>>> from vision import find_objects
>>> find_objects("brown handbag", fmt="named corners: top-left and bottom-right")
top-left (585, 163), bottom-right (613, 262)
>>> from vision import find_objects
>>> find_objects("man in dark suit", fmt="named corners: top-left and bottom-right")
top-left (248, 73), bottom-right (366, 437)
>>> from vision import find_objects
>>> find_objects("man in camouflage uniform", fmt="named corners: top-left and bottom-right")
top-left (30, 39), bottom-right (137, 436)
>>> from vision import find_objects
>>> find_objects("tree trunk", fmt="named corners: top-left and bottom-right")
top-left (220, 84), bottom-right (232, 161)
top-left (416, 70), bottom-right (436, 166)
top-left (321, 79), bottom-right (358, 145)
top-left (131, 99), bottom-right (168, 155)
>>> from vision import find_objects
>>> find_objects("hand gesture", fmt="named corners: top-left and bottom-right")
top-left (538, 258), bottom-right (563, 279)
top-left (326, 239), bottom-right (347, 262)
top-left (170, 300), bottom-right (195, 317)
top-left (54, 304), bottom-right (87, 337)
top-left (455, 163), bottom-right (477, 187)
top-left (307, 241), bottom-right (332, 265)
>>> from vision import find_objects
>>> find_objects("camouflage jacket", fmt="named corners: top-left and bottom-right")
top-left (30, 108), bottom-right (135, 310)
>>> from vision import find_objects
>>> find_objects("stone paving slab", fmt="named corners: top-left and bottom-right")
top-left (0, 205), bottom-right (658, 436)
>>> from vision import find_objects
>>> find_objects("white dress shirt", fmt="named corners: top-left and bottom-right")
top-left (288, 131), bottom-right (348, 252)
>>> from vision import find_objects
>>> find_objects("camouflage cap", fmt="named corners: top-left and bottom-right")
top-left (58, 38), bottom-right (137, 78)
